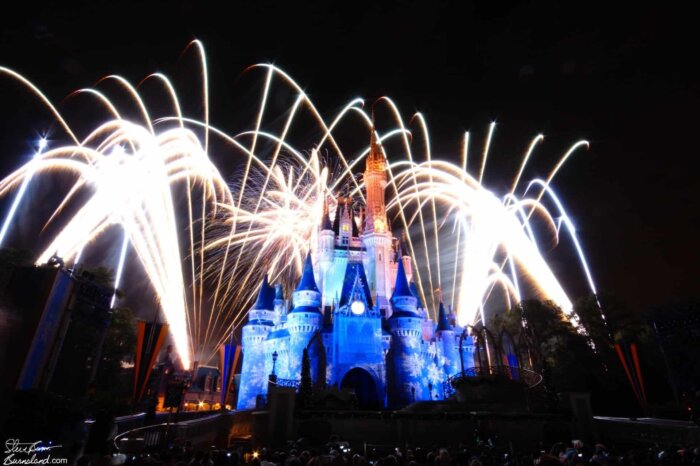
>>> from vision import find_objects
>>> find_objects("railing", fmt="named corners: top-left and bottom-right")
top-left (108, 409), bottom-right (220, 435)
top-left (113, 413), bottom-right (227, 452)
top-left (445, 365), bottom-right (543, 390)
top-left (273, 378), bottom-right (300, 389)
top-left (113, 423), bottom-right (169, 452)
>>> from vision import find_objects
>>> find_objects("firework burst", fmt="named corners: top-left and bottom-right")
top-left (0, 43), bottom-right (598, 366)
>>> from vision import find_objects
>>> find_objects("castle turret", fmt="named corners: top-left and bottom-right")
top-left (339, 202), bottom-right (352, 246)
top-left (236, 275), bottom-right (275, 410)
top-left (399, 233), bottom-right (413, 284)
top-left (319, 201), bottom-right (336, 308)
top-left (292, 252), bottom-right (321, 308)
top-left (273, 283), bottom-right (286, 325)
top-left (435, 302), bottom-right (459, 380)
top-left (364, 124), bottom-right (388, 233)
top-left (386, 258), bottom-right (424, 408)
top-left (287, 251), bottom-right (323, 379)
top-left (362, 123), bottom-right (393, 312)
top-left (390, 259), bottom-right (418, 314)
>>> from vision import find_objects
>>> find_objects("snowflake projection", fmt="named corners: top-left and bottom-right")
top-left (239, 394), bottom-right (256, 410)
top-left (427, 362), bottom-right (443, 387)
top-left (248, 360), bottom-right (269, 389)
top-left (421, 376), bottom-right (430, 389)
top-left (405, 334), bottom-right (420, 350)
top-left (237, 358), bottom-right (269, 409)
top-left (288, 353), bottom-right (301, 378)
top-left (276, 352), bottom-right (290, 380)
top-left (403, 353), bottom-right (425, 378)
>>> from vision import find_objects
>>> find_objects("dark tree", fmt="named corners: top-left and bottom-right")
top-left (648, 298), bottom-right (700, 411)
top-left (576, 292), bottom-right (676, 414)
top-left (299, 348), bottom-right (312, 409)
top-left (0, 247), bottom-right (34, 290)
top-left (92, 306), bottom-right (136, 413)
top-left (516, 300), bottom-right (602, 397)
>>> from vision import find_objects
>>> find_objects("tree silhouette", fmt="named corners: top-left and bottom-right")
top-left (299, 348), bottom-right (312, 409)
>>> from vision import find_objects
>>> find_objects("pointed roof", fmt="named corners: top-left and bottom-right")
top-left (295, 251), bottom-right (319, 292)
top-left (391, 255), bottom-right (412, 301)
top-left (351, 209), bottom-right (360, 237)
top-left (321, 199), bottom-right (333, 231)
top-left (409, 282), bottom-right (424, 309)
top-left (252, 274), bottom-right (275, 310)
top-left (366, 112), bottom-right (386, 172)
top-left (339, 262), bottom-right (373, 309)
top-left (332, 199), bottom-right (343, 235)
top-left (436, 302), bottom-right (452, 332)
top-left (399, 231), bottom-right (410, 257)
top-left (322, 212), bottom-right (333, 231)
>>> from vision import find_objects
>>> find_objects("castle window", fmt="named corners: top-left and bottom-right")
top-left (342, 224), bottom-right (349, 232)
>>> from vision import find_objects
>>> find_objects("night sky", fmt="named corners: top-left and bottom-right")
top-left (0, 1), bottom-right (697, 314)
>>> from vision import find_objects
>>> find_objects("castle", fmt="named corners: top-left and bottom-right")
top-left (237, 130), bottom-right (474, 410)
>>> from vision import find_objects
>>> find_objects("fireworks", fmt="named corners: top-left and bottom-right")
top-left (0, 42), bottom-right (230, 368)
top-left (0, 43), bottom-right (598, 366)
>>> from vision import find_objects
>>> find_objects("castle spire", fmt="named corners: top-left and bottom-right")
top-left (252, 274), bottom-right (275, 310)
top-left (321, 198), bottom-right (333, 231)
top-left (391, 256), bottom-right (412, 301)
top-left (364, 113), bottom-right (389, 234)
top-left (366, 111), bottom-right (385, 173)
top-left (435, 302), bottom-right (452, 332)
top-left (296, 251), bottom-right (319, 292)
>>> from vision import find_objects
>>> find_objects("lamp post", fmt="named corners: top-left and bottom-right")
top-left (458, 327), bottom-right (469, 375)
top-left (272, 351), bottom-right (278, 376)
top-left (268, 351), bottom-right (279, 392)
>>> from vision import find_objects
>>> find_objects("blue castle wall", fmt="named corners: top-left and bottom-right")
top-left (236, 239), bottom-right (475, 410)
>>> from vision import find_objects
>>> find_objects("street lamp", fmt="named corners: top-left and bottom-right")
top-left (272, 351), bottom-right (278, 376)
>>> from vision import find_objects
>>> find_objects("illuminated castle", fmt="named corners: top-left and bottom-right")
top-left (237, 129), bottom-right (473, 410)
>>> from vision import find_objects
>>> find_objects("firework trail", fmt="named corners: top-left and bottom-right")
top-left (0, 43), bottom-right (598, 365)
top-left (0, 41), bottom-right (230, 368)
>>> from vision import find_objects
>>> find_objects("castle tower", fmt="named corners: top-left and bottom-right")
top-left (435, 302), bottom-right (459, 380)
top-left (362, 124), bottom-right (393, 312)
top-left (273, 283), bottom-right (286, 325)
top-left (386, 258), bottom-right (424, 408)
top-left (339, 201), bottom-right (353, 246)
top-left (236, 275), bottom-right (275, 410)
top-left (364, 124), bottom-right (388, 233)
top-left (399, 234), bottom-right (413, 284)
top-left (287, 251), bottom-right (323, 379)
top-left (318, 201), bottom-right (335, 308)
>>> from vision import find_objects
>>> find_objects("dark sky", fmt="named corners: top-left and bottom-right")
top-left (0, 0), bottom-right (698, 313)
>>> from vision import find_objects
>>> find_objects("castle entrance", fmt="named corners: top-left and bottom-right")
top-left (340, 368), bottom-right (380, 409)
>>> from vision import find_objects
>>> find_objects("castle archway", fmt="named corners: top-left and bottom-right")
top-left (340, 367), bottom-right (380, 409)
